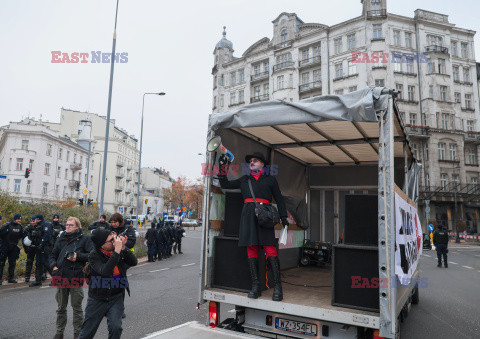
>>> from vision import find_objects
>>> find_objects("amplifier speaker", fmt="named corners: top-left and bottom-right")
top-left (344, 194), bottom-right (378, 246)
top-left (224, 192), bottom-right (244, 237)
top-left (332, 244), bottom-right (379, 312)
top-left (213, 236), bottom-right (271, 293)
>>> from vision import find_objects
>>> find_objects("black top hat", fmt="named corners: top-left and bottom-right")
top-left (245, 152), bottom-right (268, 165)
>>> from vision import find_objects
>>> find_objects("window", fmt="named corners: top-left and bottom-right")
top-left (67, 151), bottom-right (70, 162)
top-left (469, 148), bottom-right (477, 165)
top-left (441, 113), bottom-right (449, 129)
top-left (280, 29), bottom-right (287, 42)
top-left (58, 148), bottom-right (63, 159)
top-left (427, 34), bottom-right (443, 46)
top-left (277, 75), bottom-right (284, 90)
top-left (213, 96), bottom-right (217, 108)
top-left (425, 143), bottom-right (429, 161)
top-left (42, 183), bottom-right (48, 195)
top-left (73, 154), bottom-right (77, 163)
top-left (375, 79), bottom-right (385, 87)
top-left (334, 89), bottom-right (344, 95)
top-left (347, 33), bottom-right (356, 50)
top-left (409, 113), bottom-right (417, 126)
top-left (46, 144), bottom-right (52, 156)
top-left (429, 85), bottom-right (434, 99)
top-left (301, 72), bottom-right (310, 84)
top-left (313, 69), bottom-right (321, 86)
top-left (440, 173), bottom-right (448, 190)
top-left (301, 49), bottom-right (309, 62)
top-left (452, 174), bottom-right (459, 187)
top-left (372, 24), bottom-right (382, 39)
top-left (238, 69), bottom-right (244, 82)
top-left (80, 156), bottom-right (83, 166)
top-left (57, 166), bottom-right (61, 178)
top-left (411, 143), bottom-right (418, 158)
top-left (451, 41), bottom-right (457, 57)
top-left (406, 58), bottom-right (414, 73)
top-left (439, 86), bottom-right (447, 101)
top-left (427, 59), bottom-right (434, 73)
top-left (220, 94), bottom-right (224, 107)
top-left (16, 158), bottom-right (23, 171)
top-left (21, 140), bottom-right (29, 150)
top-left (29, 159), bottom-right (34, 170)
top-left (465, 94), bottom-right (472, 109)
top-left (407, 86), bottom-right (415, 101)
top-left (55, 185), bottom-right (59, 196)
top-left (334, 38), bottom-right (342, 54)
top-left (220, 74), bottom-right (224, 86)
top-left (349, 86), bottom-right (357, 93)
top-left (26, 180), bottom-right (31, 193)
top-left (394, 61), bottom-right (402, 72)
top-left (454, 92), bottom-right (461, 103)
top-left (313, 45), bottom-right (321, 58)
top-left (238, 90), bottom-right (244, 104)
top-left (471, 177), bottom-right (478, 192)
top-left (405, 32), bottom-right (413, 48)
top-left (263, 83), bottom-right (269, 95)
top-left (14, 179), bottom-right (21, 193)
top-left (335, 63), bottom-right (343, 79)
top-left (44, 163), bottom-right (50, 175)
top-left (276, 53), bottom-right (292, 69)
top-left (253, 64), bottom-right (260, 75)
top-left (453, 66), bottom-right (459, 81)
top-left (438, 59), bottom-right (446, 74)
top-left (393, 30), bottom-right (401, 46)
top-left (461, 42), bottom-right (468, 59)
top-left (254, 85), bottom-right (261, 97)
top-left (463, 67), bottom-right (471, 83)
top-left (230, 72), bottom-right (236, 86)
top-left (449, 144), bottom-right (457, 160)
top-left (63, 186), bottom-right (66, 197)
top-left (263, 61), bottom-right (269, 72)
top-left (395, 84), bottom-right (403, 99)
top-left (230, 92), bottom-right (236, 105)
top-left (348, 61), bottom-right (357, 75)
top-left (438, 143), bottom-right (446, 160)
top-left (425, 173), bottom-right (430, 188)
top-left (371, 0), bottom-right (381, 11)
top-left (65, 168), bottom-right (68, 179)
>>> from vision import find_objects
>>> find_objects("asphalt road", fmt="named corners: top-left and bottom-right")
top-left (1, 233), bottom-right (479, 339)
top-left (0, 230), bottom-right (207, 339)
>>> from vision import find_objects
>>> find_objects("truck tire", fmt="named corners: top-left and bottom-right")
top-left (300, 256), bottom-right (310, 266)
top-left (411, 286), bottom-right (419, 304)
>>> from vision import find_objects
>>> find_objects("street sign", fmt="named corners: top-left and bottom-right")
top-left (0, 175), bottom-right (6, 179)
top-left (83, 189), bottom-right (89, 195)
top-left (428, 224), bottom-right (434, 232)
top-left (425, 206), bottom-right (430, 214)
top-left (425, 200), bottom-right (430, 205)
top-left (119, 207), bottom-right (124, 213)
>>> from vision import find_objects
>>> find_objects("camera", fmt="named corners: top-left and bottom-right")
top-left (65, 251), bottom-right (75, 259)
top-left (117, 230), bottom-right (128, 237)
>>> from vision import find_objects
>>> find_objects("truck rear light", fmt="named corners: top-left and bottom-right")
top-left (373, 329), bottom-right (384, 339)
top-left (209, 301), bottom-right (218, 328)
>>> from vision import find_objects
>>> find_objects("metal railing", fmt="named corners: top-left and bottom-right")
top-left (250, 94), bottom-right (269, 103)
top-left (298, 55), bottom-right (321, 68)
top-left (70, 162), bottom-right (82, 171)
top-left (273, 40), bottom-right (293, 50)
top-left (115, 170), bottom-right (125, 178)
top-left (115, 185), bottom-right (124, 191)
top-left (404, 125), bottom-right (430, 137)
top-left (425, 45), bottom-right (449, 54)
top-left (367, 9), bottom-right (387, 18)
top-left (68, 180), bottom-right (79, 188)
top-left (116, 160), bottom-right (125, 167)
top-left (251, 71), bottom-right (269, 82)
top-left (299, 80), bottom-right (322, 93)
top-left (273, 61), bottom-right (294, 72)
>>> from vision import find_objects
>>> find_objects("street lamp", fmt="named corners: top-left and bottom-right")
top-left (135, 92), bottom-right (166, 225)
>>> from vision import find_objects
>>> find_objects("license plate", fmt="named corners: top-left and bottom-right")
top-left (275, 317), bottom-right (317, 336)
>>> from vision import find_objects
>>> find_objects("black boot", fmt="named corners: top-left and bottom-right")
top-left (268, 256), bottom-right (283, 301)
top-left (8, 264), bottom-right (17, 283)
top-left (247, 258), bottom-right (261, 299)
top-left (0, 265), bottom-right (5, 284)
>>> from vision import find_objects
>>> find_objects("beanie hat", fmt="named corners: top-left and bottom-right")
top-left (53, 214), bottom-right (60, 219)
top-left (30, 216), bottom-right (36, 221)
top-left (100, 214), bottom-right (107, 220)
top-left (91, 228), bottom-right (112, 248)
top-left (13, 214), bottom-right (22, 221)
top-left (35, 214), bottom-right (44, 221)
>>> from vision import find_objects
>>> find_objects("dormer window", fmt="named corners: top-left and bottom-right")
top-left (371, 0), bottom-right (381, 11)
top-left (280, 28), bottom-right (287, 42)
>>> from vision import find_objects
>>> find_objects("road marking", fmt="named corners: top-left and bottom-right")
top-left (149, 268), bottom-right (170, 273)
top-left (475, 255), bottom-right (480, 257)
top-left (449, 262), bottom-right (458, 265)
top-left (423, 254), bottom-right (431, 257)
top-left (462, 266), bottom-right (474, 269)
top-left (41, 286), bottom-right (50, 289)
top-left (181, 263), bottom-right (196, 267)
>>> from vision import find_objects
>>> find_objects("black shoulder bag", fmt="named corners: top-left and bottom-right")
top-left (247, 178), bottom-right (280, 229)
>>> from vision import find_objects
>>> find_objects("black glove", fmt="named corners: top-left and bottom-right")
top-left (281, 217), bottom-right (289, 227)
top-left (218, 155), bottom-right (230, 175)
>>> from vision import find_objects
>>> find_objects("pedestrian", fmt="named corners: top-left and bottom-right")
top-left (145, 223), bottom-right (157, 262)
top-left (49, 217), bottom-right (94, 339)
top-left (27, 214), bottom-right (53, 287)
top-left (78, 228), bottom-right (137, 339)
top-left (107, 213), bottom-right (136, 250)
top-left (218, 152), bottom-right (289, 301)
top-left (88, 215), bottom-right (108, 232)
top-left (433, 224), bottom-right (449, 268)
top-left (0, 214), bottom-right (24, 284)
top-left (51, 214), bottom-right (66, 248)
top-left (175, 223), bottom-right (185, 254)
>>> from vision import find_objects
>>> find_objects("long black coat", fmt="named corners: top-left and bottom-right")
top-left (219, 173), bottom-right (287, 247)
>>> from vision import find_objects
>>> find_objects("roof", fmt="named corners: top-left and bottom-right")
top-left (215, 26), bottom-right (233, 51)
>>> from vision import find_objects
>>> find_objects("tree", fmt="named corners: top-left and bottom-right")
top-left (163, 177), bottom-right (203, 217)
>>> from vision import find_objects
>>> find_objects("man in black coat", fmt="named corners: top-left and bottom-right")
top-left (156, 223), bottom-right (167, 260)
top-left (433, 224), bottom-right (449, 268)
top-left (87, 215), bottom-right (108, 232)
top-left (166, 225), bottom-right (176, 256)
top-left (145, 223), bottom-right (157, 262)
top-left (51, 214), bottom-right (66, 248)
top-left (106, 213), bottom-right (136, 250)
top-left (49, 217), bottom-right (93, 339)
top-left (79, 228), bottom-right (137, 339)
top-left (0, 214), bottom-right (24, 284)
top-left (218, 152), bottom-right (289, 301)
top-left (175, 224), bottom-right (186, 254)
top-left (29, 214), bottom-right (53, 287)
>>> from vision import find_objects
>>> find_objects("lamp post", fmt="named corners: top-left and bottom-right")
top-left (135, 92), bottom-right (166, 225)
top-left (453, 161), bottom-right (461, 243)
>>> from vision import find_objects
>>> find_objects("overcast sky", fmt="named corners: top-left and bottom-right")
top-left (0, 0), bottom-right (478, 181)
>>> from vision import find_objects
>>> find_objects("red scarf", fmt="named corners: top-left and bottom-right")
top-left (251, 169), bottom-right (264, 181)
top-left (100, 248), bottom-right (121, 278)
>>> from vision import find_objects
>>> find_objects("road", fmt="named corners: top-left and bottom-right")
top-left (1, 233), bottom-right (479, 338)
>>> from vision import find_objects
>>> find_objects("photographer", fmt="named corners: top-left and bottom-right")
top-left (49, 217), bottom-right (93, 339)
top-left (107, 213), bottom-right (136, 250)
top-left (0, 214), bottom-right (24, 284)
top-left (79, 228), bottom-right (137, 339)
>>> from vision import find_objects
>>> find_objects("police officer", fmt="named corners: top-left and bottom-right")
top-left (145, 223), bottom-right (157, 262)
top-left (433, 224), bottom-right (449, 268)
top-left (156, 222), bottom-right (167, 260)
top-left (88, 214), bottom-right (108, 232)
top-left (51, 214), bottom-right (66, 248)
top-left (28, 214), bottom-right (53, 287)
top-left (167, 224), bottom-right (176, 256)
top-left (175, 223), bottom-right (186, 254)
top-left (23, 216), bottom-right (38, 283)
top-left (0, 214), bottom-right (24, 284)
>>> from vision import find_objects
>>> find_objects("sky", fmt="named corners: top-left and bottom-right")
top-left (0, 0), bottom-right (478, 181)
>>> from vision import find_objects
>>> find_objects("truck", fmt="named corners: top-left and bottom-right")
top-left (146, 88), bottom-right (423, 338)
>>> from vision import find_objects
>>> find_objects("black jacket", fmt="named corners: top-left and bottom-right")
top-left (176, 227), bottom-right (185, 242)
top-left (51, 221), bottom-right (66, 244)
top-left (155, 227), bottom-right (167, 245)
top-left (433, 228), bottom-right (449, 246)
top-left (0, 221), bottom-right (24, 251)
top-left (87, 247), bottom-right (138, 301)
top-left (49, 229), bottom-right (94, 280)
top-left (88, 220), bottom-right (109, 231)
top-left (107, 224), bottom-right (136, 249)
top-left (145, 228), bottom-right (157, 244)
top-left (219, 173), bottom-right (287, 246)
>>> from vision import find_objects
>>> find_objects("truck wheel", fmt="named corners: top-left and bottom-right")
top-left (300, 256), bottom-right (310, 266)
top-left (411, 286), bottom-right (419, 304)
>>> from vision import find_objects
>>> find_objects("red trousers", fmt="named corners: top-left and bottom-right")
top-left (247, 245), bottom-right (277, 259)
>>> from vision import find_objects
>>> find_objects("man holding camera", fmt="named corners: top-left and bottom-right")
top-left (107, 213), bottom-right (136, 250)
top-left (78, 228), bottom-right (137, 339)
top-left (0, 214), bottom-right (24, 284)
top-left (49, 217), bottom-right (93, 339)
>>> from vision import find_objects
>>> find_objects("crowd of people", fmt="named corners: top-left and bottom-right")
top-left (0, 211), bottom-right (185, 338)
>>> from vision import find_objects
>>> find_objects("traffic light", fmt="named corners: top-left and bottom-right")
top-left (75, 181), bottom-right (80, 191)
top-left (78, 198), bottom-right (84, 206)
top-left (147, 207), bottom-right (151, 214)
top-left (25, 168), bottom-right (31, 178)
top-left (145, 199), bottom-right (149, 204)
top-left (87, 199), bottom-right (93, 206)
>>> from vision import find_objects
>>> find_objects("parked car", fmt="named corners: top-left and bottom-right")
top-left (182, 218), bottom-right (201, 227)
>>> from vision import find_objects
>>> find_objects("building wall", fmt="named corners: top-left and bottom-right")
top-left (139, 167), bottom-right (173, 217)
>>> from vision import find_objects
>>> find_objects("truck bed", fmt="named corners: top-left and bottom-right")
top-left (204, 266), bottom-right (380, 329)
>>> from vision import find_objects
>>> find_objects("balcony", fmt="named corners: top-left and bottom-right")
top-left (115, 199), bottom-right (125, 205)
top-left (127, 164), bottom-right (133, 170)
top-left (454, 80), bottom-right (473, 86)
top-left (273, 40), bottom-right (293, 50)
top-left (126, 175), bottom-right (133, 181)
top-left (70, 162), bottom-right (82, 171)
top-left (299, 81), bottom-right (322, 93)
top-left (464, 131), bottom-right (480, 143)
top-left (397, 98), bottom-right (419, 105)
top-left (404, 125), bottom-right (430, 138)
top-left (116, 160), bottom-right (125, 167)
top-left (273, 61), bottom-right (294, 73)
top-left (68, 180), bottom-right (79, 188)
top-left (425, 45), bottom-right (449, 54)
top-left (251, 71), bottom-right (269, 83)
top-left (332, 73), bottom-right (358, 82)
top-left (250, 94), bottom-right (269, 103)
top-left (393, 71), bottom-right (417, 77)
top-left (367, 9), bottom-right (387, 19)
top-left (461, 106), bottom-right (475, 112)
top-left (125, 187), bottom-right (132, 194)
top-left (115, 185), bottom-right (124, 191)
top-left (298, 56), bottom-right (321, 69)
top-left (115, 170), bottom-right (125, 178)
top-left (228, 101), bottom-right (245, 108)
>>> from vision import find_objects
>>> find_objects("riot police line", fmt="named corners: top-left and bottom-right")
top-left (145, 219), bottom-right (186, 262)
